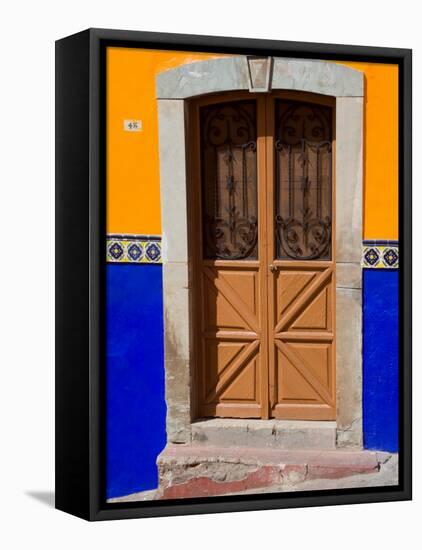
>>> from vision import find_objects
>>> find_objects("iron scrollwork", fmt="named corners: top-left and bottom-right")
top-left (201, 101), bottom-right (258, 260)
top-left (275, 101), bottom-right (333, 260)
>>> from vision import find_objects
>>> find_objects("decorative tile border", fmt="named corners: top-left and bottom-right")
top-left (107, 235), bottom-right (162, 264)
top-left (107, 235), bottom-right (398, 269)
top-left (362, 240), bottom-right (399, 269)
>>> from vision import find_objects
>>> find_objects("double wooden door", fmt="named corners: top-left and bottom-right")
top-left (190, 92), bottom-right (336, 421)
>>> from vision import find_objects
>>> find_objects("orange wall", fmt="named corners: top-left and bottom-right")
top-left (107, 49), bottom-right (398, 240)
top-left (341, 61), bottom-right (398, 240)
top-left (107, 49), bottom-right (222, 235)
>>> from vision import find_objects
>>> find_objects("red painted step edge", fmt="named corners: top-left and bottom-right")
top-left (160, 465), bottom-right (282, 500)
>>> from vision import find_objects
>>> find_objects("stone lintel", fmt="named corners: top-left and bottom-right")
top-left (156, 56), bottom-right (364, 99)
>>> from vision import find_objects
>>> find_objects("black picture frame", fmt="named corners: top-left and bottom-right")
top-left (55, 28), bottom-right (412, 521)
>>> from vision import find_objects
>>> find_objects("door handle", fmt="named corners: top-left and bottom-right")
top-left (269, 264), bottom-right (278, 273)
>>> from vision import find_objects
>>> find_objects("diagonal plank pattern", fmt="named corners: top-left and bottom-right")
top-left (199, 265), bottom-right (263, 418)
top-left (271, 265), bottom-right (336, 420)
top-left (203, 267), bottom-right (260, 333)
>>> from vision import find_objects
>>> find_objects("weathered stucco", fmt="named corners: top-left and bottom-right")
top-left (157, 56), bottom-right (364, 448)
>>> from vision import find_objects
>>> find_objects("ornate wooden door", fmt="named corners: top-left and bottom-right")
top-left (191, 92), bottom-right (335, 420)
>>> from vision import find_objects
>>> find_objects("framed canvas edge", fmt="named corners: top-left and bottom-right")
top-left (55, 27), bottom-right (412, 522)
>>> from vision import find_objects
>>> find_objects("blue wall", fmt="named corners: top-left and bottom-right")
top-left (106, 264), bottom-right (166, 499)
top-left (363, 269), bottom-right (399, 452)
top-left (105, 263), bottom-right (399, 498)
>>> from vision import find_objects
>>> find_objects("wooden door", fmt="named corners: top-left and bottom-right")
top-left (191, 92), bottom-right (335, 420)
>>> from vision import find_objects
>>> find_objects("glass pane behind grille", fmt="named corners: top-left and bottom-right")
top-left (200, 100), bottom-right (258, 260)
top-left (275, 100), bottom-right (332, 260)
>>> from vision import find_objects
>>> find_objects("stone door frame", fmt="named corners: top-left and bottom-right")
top-left (156, 56), bottom-right (364, 448)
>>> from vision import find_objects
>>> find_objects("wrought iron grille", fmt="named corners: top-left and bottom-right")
top-left (275, 100), bottom-right (333, 260)
top-left (200, 100), bottom-right (258, 260)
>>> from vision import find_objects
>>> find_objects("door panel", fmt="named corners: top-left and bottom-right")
top-left (195, 97), bottom-right (267, 418)
top-left (270, 263), bottom-right (335, 419)
top-left (200, 100), bottom-right (258, 261)
top-left (202, 266), bottom-right (261, 333)
top-left (199, 265), bottom-right (262, 417)
top-left (269, 96), bottom-right (335, 420)
top-left (274, 99), bottom-right (333, 261)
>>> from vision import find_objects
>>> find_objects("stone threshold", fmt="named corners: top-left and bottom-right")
top-left (156, 444), bottom-right (392, 500)
top-left (191, 418), bottom-right (337, 450)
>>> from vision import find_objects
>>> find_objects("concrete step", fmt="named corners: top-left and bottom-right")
top-left (157, 444), bottom-right (390, 500)
top-left (191, 418), bottom-right (337, 450)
